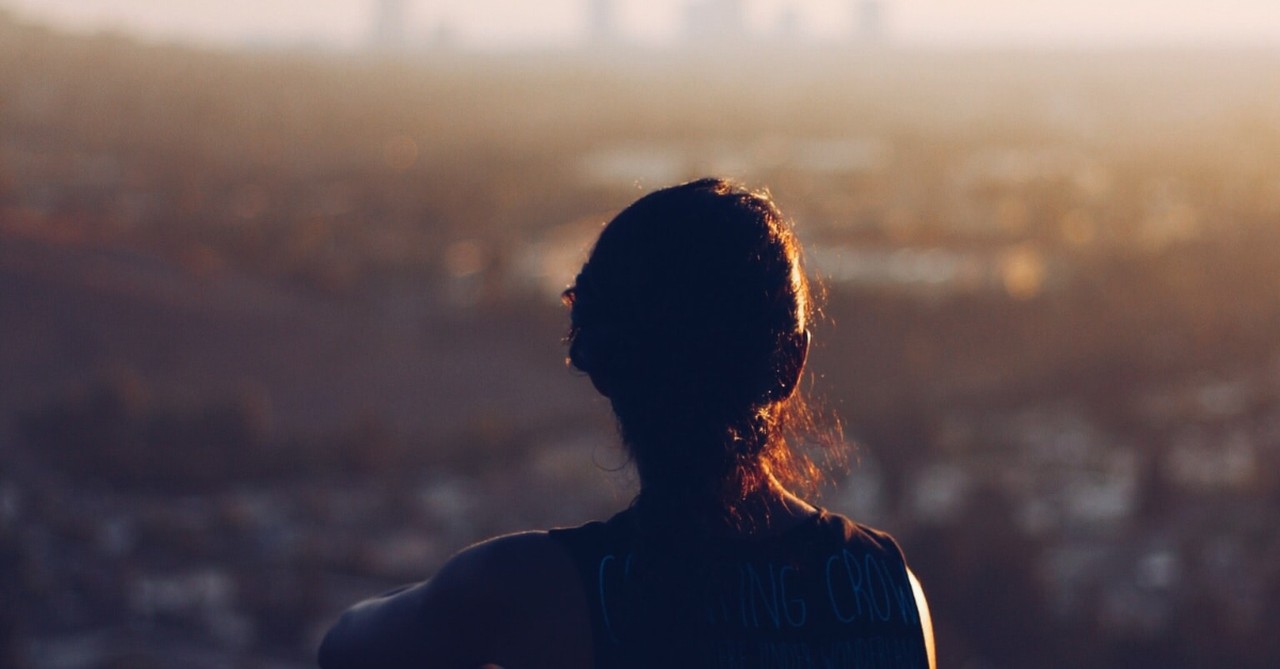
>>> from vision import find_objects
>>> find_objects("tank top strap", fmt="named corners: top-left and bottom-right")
top-left (548, 511), bottom-right (638, 667)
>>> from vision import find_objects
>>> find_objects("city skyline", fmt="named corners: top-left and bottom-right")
top-left (5, 0), bottom-right (1279, 51)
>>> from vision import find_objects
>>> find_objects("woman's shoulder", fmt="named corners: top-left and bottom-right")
top-left (319, 531), bottom-right (591, 669)
top-left (811, 508), bottom-right (910, 557)
top-left (436, 530), bottom-right (577, 592)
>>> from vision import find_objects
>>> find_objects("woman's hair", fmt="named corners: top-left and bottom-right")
top-left (563, 178), bottom-right (838, 526)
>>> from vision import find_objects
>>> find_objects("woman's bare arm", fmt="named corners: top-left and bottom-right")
top-left (908, 568), bottom-right (937, 669)
top-left (318, 532), bottom-right (590, 669)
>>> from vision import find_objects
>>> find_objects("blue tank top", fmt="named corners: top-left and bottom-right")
top-left (549, 508), bottom-right (929, 669)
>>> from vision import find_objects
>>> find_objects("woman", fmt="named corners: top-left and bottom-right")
top-left (318, 179), bottom-right (936, 669)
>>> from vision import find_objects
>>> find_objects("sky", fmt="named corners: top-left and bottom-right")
top-left (4, 0), bottom-right (1278, 50)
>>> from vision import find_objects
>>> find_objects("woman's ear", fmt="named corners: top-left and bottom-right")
top-left (770, 329), bottom-right (810, 401)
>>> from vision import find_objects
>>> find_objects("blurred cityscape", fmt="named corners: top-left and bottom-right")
top-left (2, 9), bottom-right (1280, 669)
top-left (374, 0), bottom-right (887, 52)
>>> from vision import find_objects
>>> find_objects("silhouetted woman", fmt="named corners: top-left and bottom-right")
top-left (318, 178), bottom-right (936, 668)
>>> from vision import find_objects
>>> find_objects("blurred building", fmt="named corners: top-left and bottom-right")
top-left (854, 0), bottom-right (885, 42)
top-left (774, 3), bottom-right (804, 43)
top-left (370, 0), bottom-right (409, 51)
top-left (684, 0), bottom-right (749, 45)
top-left (586, 0), bottom-right (621, 45)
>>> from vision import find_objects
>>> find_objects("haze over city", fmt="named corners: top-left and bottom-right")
top-left (4, 0), bottom-right (1279, 50)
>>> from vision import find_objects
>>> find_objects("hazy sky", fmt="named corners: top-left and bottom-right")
top-left (5, 0), bottom-right (1278, 49)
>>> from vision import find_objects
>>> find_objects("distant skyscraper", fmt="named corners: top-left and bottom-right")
top-left (854, 0), bottom-right (885, 42)
top-left (586, 0), bottom-right (620, 44)
top-left (684, 0), bottom-right (748, 44)
top-left (775, 3), bottom-right (804, 42)
top-left (371, 0), bottom-right (409, 51)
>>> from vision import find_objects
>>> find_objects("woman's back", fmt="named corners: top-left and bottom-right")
top-left (550, 507), bottom-right (931, 668)
top-left (318, 179), bottom-right (935, 668)
top-left (318, 505), bottom-right (934, 669)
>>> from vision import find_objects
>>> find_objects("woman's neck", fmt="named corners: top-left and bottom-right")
top-left (733, 475), bottom-right (819, 536)
top-left (635, 472), bottom-right (817, 539)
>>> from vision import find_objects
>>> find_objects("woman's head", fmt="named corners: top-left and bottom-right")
top-left (563, 178), bottom-right (829, 517)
